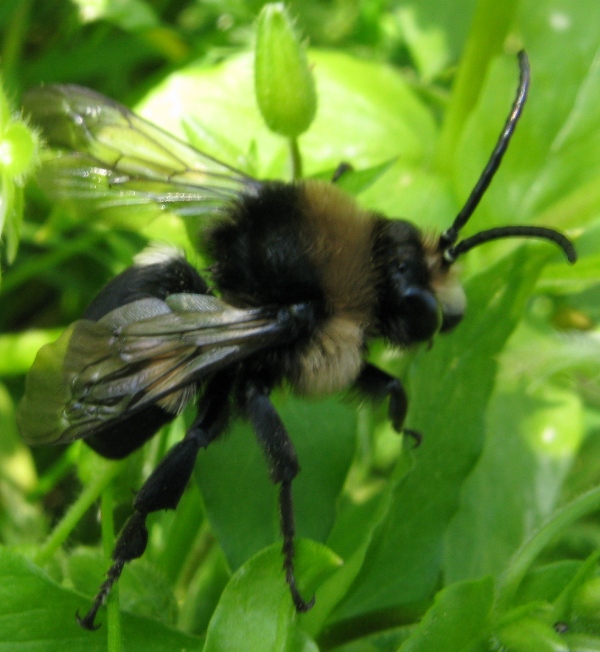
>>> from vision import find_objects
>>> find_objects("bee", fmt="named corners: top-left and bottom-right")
top-left (17, 51), bottom-right (576, 630)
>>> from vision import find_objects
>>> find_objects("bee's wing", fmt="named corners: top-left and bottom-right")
top-left (17, 294), bottom-right (296, 445)
top-left (23, 84), bottom-right (262, 224)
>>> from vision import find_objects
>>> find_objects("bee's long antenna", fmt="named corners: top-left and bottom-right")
top-left (438, 50), bottom-right (577, 266)
top-left (443, 225), bottom-right (577, 264)
top-left (439, 50), bottom-right (530, 251)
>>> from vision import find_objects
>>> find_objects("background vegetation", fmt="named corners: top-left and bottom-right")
top-left (1, 0), bottom-right (600, 650)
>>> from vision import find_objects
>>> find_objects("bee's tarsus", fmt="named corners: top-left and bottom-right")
top-left (76, 607), bottom-right (102, 631)
top-left (77, 558), bottom-right (125, 631)
top-left (280, 480), bottom-right (315, 613)
top-left (403, 428), bottom-right (423, 448)
top-left (354, 363), bottom-right (409, 434)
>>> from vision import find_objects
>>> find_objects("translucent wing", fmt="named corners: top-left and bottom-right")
top-left (17, 294), bottom-right (297, 445)
top-left (23, 84), bottom-right (262, 225)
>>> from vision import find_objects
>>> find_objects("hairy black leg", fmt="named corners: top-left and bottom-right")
top-left (279, 479), bottom-right (314, 612)
top-left (354, 363), bottom-right (421, 446)
top-left (78, 374), bottom-right (233, 630)
top-left (241, 380), bottom-right (315, 612)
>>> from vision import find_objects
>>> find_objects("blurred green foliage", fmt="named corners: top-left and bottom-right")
top-left (1, 0), bottom-right (600, 650)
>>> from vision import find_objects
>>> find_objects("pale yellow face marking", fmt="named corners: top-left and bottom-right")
top-left (422, 232), bottom-right (466, 320)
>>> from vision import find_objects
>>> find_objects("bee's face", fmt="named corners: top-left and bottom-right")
top-left (374, 220), bottom-right (439, 345)
top-left (374, 220), bottom-right (467, 346)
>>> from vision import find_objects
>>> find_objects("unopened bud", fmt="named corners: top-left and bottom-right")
top-left (254, 3), bottom-right (316, 138)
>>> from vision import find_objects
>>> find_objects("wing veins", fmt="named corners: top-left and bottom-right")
top-left (25, 84), bottom-right (262, 220)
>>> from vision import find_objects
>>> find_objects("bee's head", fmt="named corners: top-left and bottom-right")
top-left (375, 50), bottom-right (576, 349)
top-left (373, 220), bottom-right (466, 346)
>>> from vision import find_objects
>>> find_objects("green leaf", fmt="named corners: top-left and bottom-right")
top-left (0, 547), bottom-right (202, 651)
top-left (398, 577), bottom-right (494, 652)
top-left (203, 540), bottom-right (339, 652)
top-left (496, 617), bottom-right (570, 652)
top-left (444, 384), bottom-right (583, 583)
top-left (319, 625), bottom-right (410, 652)
top-left (497, 488), bottom-right (600, 610)
top-left (514, 560), bottom-right (582, 607)
top-left (68, 547), bottom-right (179, 625)
top-left (565, 634), bottom-right (600, 651)
top-left (302, 447), bottom-right (415, 636)
top-left (394, 6), bottom-right (450, 82)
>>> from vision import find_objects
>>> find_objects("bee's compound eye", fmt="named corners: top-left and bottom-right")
top-left (402, 287), bottom-right (442, 342)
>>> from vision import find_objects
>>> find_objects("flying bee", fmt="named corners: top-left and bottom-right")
top-left (18, 51), bottom-right (576, 630)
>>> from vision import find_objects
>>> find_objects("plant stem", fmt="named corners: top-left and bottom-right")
top-left (102, 483), bottom-right (122, 652)
top-left (1, 0), bottom-right (32, 89)
top-left (497, 486), bottom-right (600, 610)
top-left (34, 459), bottom-right (123, 566)
top-left (435, 0), bottom-right (519, 175)
top-left (290, 137), bottom-right (302, 180)
top-left (27, 446), bottom-right (78, 500)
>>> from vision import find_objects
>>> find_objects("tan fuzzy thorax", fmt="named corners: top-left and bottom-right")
top-left (292, 180), bottom-right (378, 396)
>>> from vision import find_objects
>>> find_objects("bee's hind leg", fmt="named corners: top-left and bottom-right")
top-left (78, 373), bottom-right (233, 630)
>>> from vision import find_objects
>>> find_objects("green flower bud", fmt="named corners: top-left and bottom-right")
top-left (0, 81), bottom-right (39, 266)
top-left (254, 3), bottom-right (317, 138)
top-left (0, 83), bottom-right (38, 180)
top-left (1, 121), bottom-right (37, 178)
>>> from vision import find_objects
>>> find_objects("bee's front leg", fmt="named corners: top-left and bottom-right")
top-left (354, 363), bottom-right (421, 446)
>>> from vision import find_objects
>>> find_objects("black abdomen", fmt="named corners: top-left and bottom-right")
top-left (208, 182), bottom-right (327, 313)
